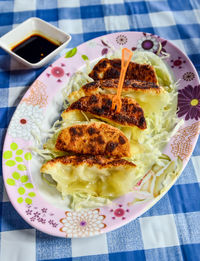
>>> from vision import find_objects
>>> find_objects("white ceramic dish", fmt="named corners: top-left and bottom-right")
top-left (3, 32), bottom-right (200, 238)
top-left (0, 17), bottom-right (71, 68)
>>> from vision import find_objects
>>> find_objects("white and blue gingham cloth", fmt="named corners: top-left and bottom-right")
top-left (0, 0), bottom-right (200, 260)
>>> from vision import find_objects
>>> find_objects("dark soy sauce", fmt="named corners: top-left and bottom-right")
top-left (11, 34), bottom-right (60, 63)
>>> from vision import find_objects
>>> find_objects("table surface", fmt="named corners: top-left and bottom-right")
top-left (0, 0), bottom-right (200, 261)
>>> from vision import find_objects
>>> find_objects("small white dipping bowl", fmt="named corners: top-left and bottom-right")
top-left (0, 17), bottom-right (71, 68)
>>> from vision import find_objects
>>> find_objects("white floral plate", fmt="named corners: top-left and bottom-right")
top-left (3, 32), bottom-right (200, 238)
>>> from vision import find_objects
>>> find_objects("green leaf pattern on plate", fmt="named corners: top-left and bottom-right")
top-left (18, 187), bottom-right (25, 195)
top-left (6, 178), bottom-right (15, 186)
top-left (5, 160), bottom-right (16, 167)
top-left (12, 172), bottom-right (20, 180)
top-left (65, 47), bottom-right (77, 58)
top-left (15, 156), bottom-right (23, 162)
top-left (4, 143), bottom-right (36, 204)
top-left (25, 183), bottom-right (34, 189)
top-left (28, 192), bottom-right (36, 197)
top-left (25, 198), bottom-right (32, 204)
top-left (3, 151), bottom-right (12, 159)
top-left (10, 142), bottom-right (18, 150)
top-left (17, 164), bottom-right (27, 171)
top-left (20, 175), bottom-right (28, 183)
top-left (17, 197), bottom-right (23, 204)
top-left (24, 152), bottom-right (32, 161)
top-left (81, 54), bottom-right (89, 61)
top-left (16, 149), bottom-right (23, 155)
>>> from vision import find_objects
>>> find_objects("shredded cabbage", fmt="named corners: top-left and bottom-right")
top-left (70, 193), bottom-right (111, 211)
top-left (36, 50), bottom-right (183, 210)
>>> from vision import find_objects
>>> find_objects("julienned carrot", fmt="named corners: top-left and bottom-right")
top-left (111, 48), bottom-right (133, 113)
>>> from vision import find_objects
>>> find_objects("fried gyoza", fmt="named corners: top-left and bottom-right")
top-left (88, 58), bottom-right (158, 84)
top-left (54, 122), bottom-right (130, 157)
top-left (62, 94), bottom-right (146, 129)
top-left (40, 155), bottom-right (139, 198)
top-left (68, 79), bottom-right (170, 114)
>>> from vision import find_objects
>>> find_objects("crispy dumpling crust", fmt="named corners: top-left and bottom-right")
top-left (82, 79), bottom-right (161, 95)
top-left (41, 155), bottom-right (136, 170)
top-left (55, 122), bottom-right (130, 157)
top-left (63, 94), bottom-right (146, 129)
top-left (89, 58), bottom-right (158, 84)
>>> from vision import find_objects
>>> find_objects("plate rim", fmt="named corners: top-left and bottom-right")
top-left (2, 30), bottom-right (200, 238)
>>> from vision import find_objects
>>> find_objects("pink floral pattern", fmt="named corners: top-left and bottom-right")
top-left (25, 205), bottom-right (58, 227)
top-left (60, 209), bottom-right (106, 237)
top-left (183, 72), bottom-right (195, 81)
top-left (46, 63), bottom-right (70, 82)
top-left (110, 204), bottom-right (130, 220)
top-left (22, 80), bottom-right (48, 108)
top-left (160, 40), bottom-right (167, 53)
top-left (100, 39), bottom-right (112, 56)
top-left (131, 33), bottom-right (168, 56)
top-left (170, 57), bottom-right (186, 69)
top-left (8, 103), bottom-right (43, 140)
top-left (136, 33), bottom-right (159, 53)
top-left (51, 66), bottom-right (65, 78)
top-left (116, 34), bottom-right (128, 45)
top-left (171, 122), bottom-right (200, 160)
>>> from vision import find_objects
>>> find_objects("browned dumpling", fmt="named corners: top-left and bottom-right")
top-left (62, 94), bottom-right (146, 129)
top-left (88, 58), bottom-right (158, 84)
top-left (55, 122), bottom-right (130, 157)
top-left (40, 155), bottom-right (139, 198)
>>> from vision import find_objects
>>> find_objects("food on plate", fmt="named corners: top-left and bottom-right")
top-left (44, 122), bottom-right (130, 157)
top-left (68, 79), bottom-right (170, 114)
top-left (88, 58), bottom-right (158, 84)
top-left (62, 94), bottom-right (146, 129)
top-left (38, 49), bottom-right (180, 210)
top-left (40, 155), bottom-right (140, 199)
top-left (84, 79), bottom-right (160, 93)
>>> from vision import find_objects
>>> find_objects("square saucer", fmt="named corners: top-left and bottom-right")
top-left (0, 17), bottom-right (71, 68)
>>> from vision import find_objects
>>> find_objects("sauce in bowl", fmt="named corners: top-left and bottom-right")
top-left (11, 33), bottom-right (61, 64)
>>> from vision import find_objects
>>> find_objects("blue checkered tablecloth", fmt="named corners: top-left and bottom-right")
top-left (0, 0), bottom-right (200, 260)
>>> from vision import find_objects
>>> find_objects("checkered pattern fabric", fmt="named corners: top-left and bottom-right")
top-left (1, 0), bottom-right (200, 260)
